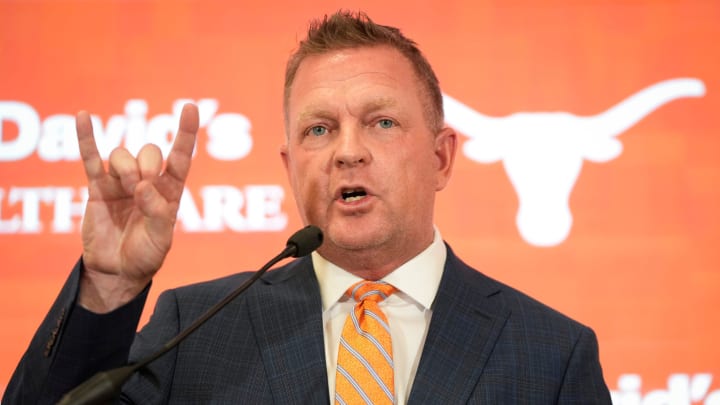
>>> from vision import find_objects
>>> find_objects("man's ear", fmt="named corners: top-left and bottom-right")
top-left (280, 143), bottom-right (297, 188)
top-left (434, 126), bottom-right (457, 191)
top-left (280, 143), bottom-right (289, 172)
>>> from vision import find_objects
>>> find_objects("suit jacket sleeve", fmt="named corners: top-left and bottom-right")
top-left (557, 325), bottom-right (611, 403)
top-left (2, 258), bottom-right (148, 405)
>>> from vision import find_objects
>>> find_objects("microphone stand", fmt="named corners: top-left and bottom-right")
top-left (57, 225), bottom-right (323, 405)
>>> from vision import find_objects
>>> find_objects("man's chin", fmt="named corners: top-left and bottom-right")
top-left (324, 226), bottom-right (387, 252)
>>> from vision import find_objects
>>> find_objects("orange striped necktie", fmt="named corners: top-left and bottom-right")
top-left (335, 280), bottom-right (398, 405)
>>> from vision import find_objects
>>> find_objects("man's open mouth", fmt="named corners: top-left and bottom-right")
top-left (341, 188), bottom-right (367, 202)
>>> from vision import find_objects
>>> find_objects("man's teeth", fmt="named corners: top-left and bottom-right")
top-left (344, 195), bottom-right (365, 202)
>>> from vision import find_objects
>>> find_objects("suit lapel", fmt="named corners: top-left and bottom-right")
top-left (246, 257), bottom-right (330, 404)
top-left (408, 248), bottom-right (511, 404)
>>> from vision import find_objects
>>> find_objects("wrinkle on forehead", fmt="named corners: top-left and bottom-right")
top-left (297, 96), bottom-right (398, 122)
top-left (298, 48), bottom-right (402, 88)
top-left (303, 69), bottom-right (399, 90)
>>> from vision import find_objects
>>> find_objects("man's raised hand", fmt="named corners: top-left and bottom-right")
top-left (77, 103), bottom-right (199, 313)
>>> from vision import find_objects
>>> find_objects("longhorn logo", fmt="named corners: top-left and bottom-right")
top-left (444, 78), bottom-right (706, 247)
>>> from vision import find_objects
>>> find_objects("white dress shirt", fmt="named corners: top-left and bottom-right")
top-left (312, 229), bottom-right (447, 404)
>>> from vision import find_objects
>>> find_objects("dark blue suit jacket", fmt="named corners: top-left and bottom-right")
top-left (4, 246), bottom-right (611, 404)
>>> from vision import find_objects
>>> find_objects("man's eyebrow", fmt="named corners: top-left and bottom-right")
top-left (364, 97), bottom-right (397, 113)
top-left (297, 106), bottom-right (335, 123)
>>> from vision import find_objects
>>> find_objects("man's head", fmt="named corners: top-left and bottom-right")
top-left (284, 10), bottom-right (444, 134)
top-left (281, 11), bottom-right (456, 278)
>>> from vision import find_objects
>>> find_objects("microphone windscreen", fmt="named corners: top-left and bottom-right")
top-left (286, 225), bottom-right (324, 257)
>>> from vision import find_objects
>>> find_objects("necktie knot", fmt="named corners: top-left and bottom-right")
top-left (348, 280), bottom-right (397, 304)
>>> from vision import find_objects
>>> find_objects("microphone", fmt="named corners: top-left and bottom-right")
top-left (57, 225), bottom-right (323, 405)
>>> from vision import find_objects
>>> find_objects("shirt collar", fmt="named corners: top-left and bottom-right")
top-left (312, 228), bottom-right (447, 311)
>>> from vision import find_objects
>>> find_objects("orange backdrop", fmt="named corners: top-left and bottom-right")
top-left (1, 0), bottom-right (719, 402)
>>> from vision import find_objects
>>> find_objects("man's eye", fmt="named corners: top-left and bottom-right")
top-left (378, 119), bottom-right (394, 129)
top-left (309, 126), bottom-right (327, 136)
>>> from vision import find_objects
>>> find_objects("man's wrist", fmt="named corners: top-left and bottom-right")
top-left (78, 268), bottom-right (151, 314)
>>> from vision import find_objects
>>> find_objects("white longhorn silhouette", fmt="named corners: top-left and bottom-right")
top-left (444, 78), bottom-right (706, 247)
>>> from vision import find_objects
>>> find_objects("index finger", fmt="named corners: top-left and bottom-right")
top-left (164, 103), bottom-right (199, 184)
top-left (76, 111), bottom-right (105, 180)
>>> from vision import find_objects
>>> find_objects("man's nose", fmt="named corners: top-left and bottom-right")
top-left (334, 127), bottom-right (371, 167)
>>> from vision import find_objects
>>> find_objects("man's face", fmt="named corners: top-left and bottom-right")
top-left (281, 45), bottom-right (456, 272)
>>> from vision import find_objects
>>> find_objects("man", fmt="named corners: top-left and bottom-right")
top-left (4, 11), bottom-right (611, 404)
